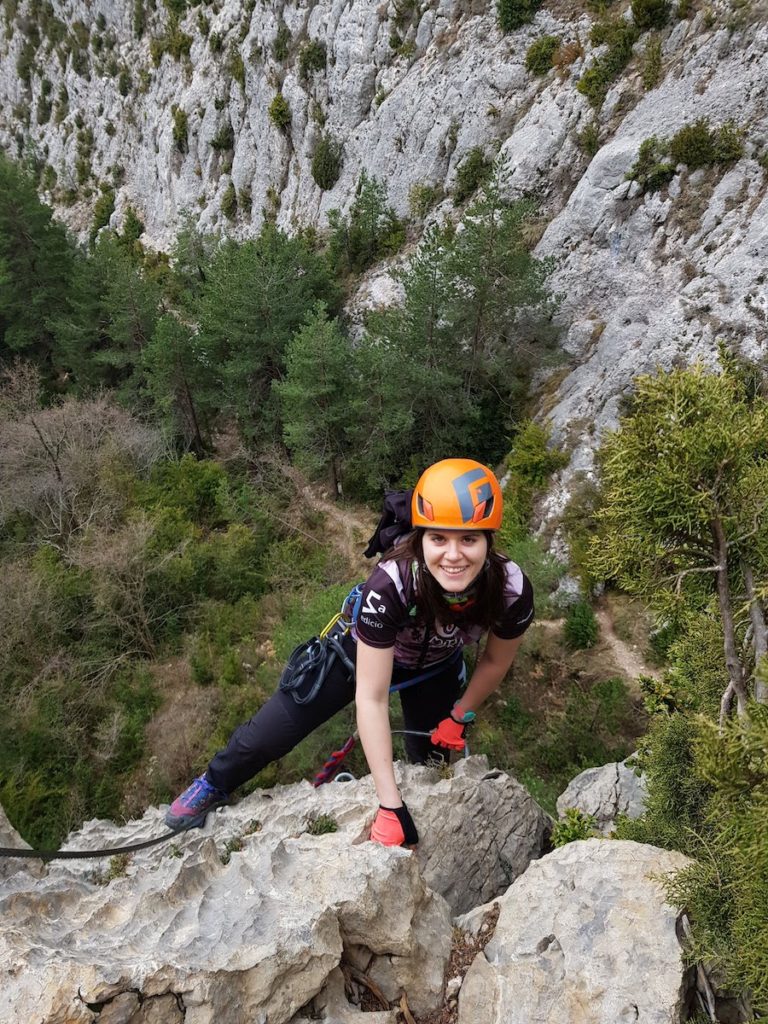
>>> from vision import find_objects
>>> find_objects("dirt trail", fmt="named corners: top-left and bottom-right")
top-left (594, 604), bottom-right (661, 684)
top-left (280, 464), bottom-right (376, 579)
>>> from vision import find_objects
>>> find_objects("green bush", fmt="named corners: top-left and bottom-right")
top-left (552, 807), bottom-right (598, 846)
top-left (627, 135), bottom-right (675, 191)
top-left (497, 0), bottom-right (542, 31)
top-left (668, 118), bottom-right (716, 168)
top-left (577, 18), bottom-right (639, 109)
top-left (118, 67), bottom-right (132, 96)
top-left (226, 45), bottom-right (245, 90)
top-left (273, 20), bottom-right (291, 60)
top-left (311, 134), bottom-right (343, 190)
top-left (172, 106), bottom-right (188, 153)
top-left (453, 147), bottom-right (492, 203)
top-left (408, 181), bottom-right (440, 219)
top-left (641, 33), bottom-right (662, 89)
top-left (268, 92), bottom-right (291, 131)
top-left (298, 39), bottom-right (326, 79)
top-left (90, 186), bottom-right (115, 244)
top-left (564, 600), bottom-right (599, 649)
top-left (210, 120), bottom-right (234, 151)
top-left (631, 0), bottom-right (670, 28)
top-left (525, 35), bottom-right (560, 75)
top-left (577, 120), bottom-right (601, 157)
top-left (327, 171), bottom-right (405, 275)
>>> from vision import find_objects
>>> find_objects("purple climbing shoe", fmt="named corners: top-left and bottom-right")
top-left (165, 775), bottom-right (228, 831)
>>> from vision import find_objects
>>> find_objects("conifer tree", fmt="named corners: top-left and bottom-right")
top-left (592, 354), bottom-right (768, 718)
top-left (275, 303), bottom-right (355, 494)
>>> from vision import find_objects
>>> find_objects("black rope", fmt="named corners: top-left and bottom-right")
top-left (0, 829), bottom-right (179, 862)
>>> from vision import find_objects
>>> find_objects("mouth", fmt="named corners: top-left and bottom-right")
top-left (439, 566), bottom-right (469, 575)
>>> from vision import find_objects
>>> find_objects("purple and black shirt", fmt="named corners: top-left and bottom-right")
top-left (352, 558), bottom-right (534, 669)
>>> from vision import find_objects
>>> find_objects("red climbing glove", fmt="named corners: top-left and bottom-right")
top-left (371, 803), bottom-right (419, 847)
top-left (430, 705), bottom-right (475, 750)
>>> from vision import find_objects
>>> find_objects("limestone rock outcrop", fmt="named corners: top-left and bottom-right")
top-left (0, 757), bottom-right (548, 1024)
top-left (456, 839), bottom-right (691, 1024)
top-left (556, 757), bottom-right (648, 834)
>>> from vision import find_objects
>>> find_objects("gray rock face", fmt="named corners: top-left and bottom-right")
top-left (557, 758), bottom-right (648, 834)
top-left (456, 839), bottom-right (691, 1024)
top-left (0, 758), bottom-right (547, 1024)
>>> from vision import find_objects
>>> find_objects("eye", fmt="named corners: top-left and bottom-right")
top-left (462, 535), bottom-right (479, 545)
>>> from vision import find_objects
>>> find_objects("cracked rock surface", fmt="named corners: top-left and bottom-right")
top-left (0, 757), bottom-right (548, 1024)
top-left (456, 839), bottom-right (691, 1024)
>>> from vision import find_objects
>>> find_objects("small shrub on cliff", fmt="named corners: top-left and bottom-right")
top-left (311, 134), bottom-right (343, 190)
top-left (298, 39), bottom-right (326, 79)
top-left (453, 147), bottom-right (492, 203)
top-left (221, 182), bottom-right (237, 220)
top-left (273, 20), bottom-right (291, 60)
top-left (551, 808), bottom-right (598, 846)
top-left (577, 18), bottom-right (639, 109)
top-left (497, 0), bottom-right (542, 31)
top-left (631, 0), bottom-right (670, 29)
top-left (172, 106), bottom-right (188, 153)
top-left (268, 93), bottom-right (291, 131)
top-left (525, 35), bottom-right (560, 75)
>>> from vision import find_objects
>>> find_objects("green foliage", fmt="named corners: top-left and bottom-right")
top-left (306, 814), bottom-right (338, 835)
top-left (577, 120), bottom-right (601, 157)
top-left (311, 134), bottom-right (343, 190)
top-left (268, 92), bottom-right (291, 131)
top-left (551, 807), bottom-right (598, 846)
top-left (631, 0), bottom-right (670, 28)
top-left (564, 600), bottom-right (599, 649)
top-left (273, 19), bottom-right (291, 60)
top-left (210, 120), bottom-right (234, 151)
top-left (641, 33), bottom-right (662, 89)
top-left (577, 18), bottom-right (639, 109)
top-left (497, 0), bottom-right (542, 31)
top-left (0, 154), bottom-right (78, 374)
top-left (226, 45), bottom-right (245, 90)
top-left (453, 147), bottom-right (492, 203)
top-left (150, 17), bottom-right (192, 65)
top-left (221, 181), bottom-right (237, 220)
top-left (618, 710), bottom-right (768, 1006)
top-left (626, 135), bottom-right (675, 191)
top-left (298, 39), bottom-right (326, 79)
top-left (172, 106), bottom-right (188, 152)
top-left (502, 420), bottom-right (569, 539)
top-left (408, 181), bottom-right (440, 220)
top-left (525, 35), bottom-right (560, 75)
top-left (197, 224), bottom-right (340, 441)
top-left (667, 118), bottom-right (744, 169)
top-left (90, 186), bottom-right (115, 245)
top-left (327, 171), bottom-right (405, 276)
top-left (275, 303), bottom-right (355, 488)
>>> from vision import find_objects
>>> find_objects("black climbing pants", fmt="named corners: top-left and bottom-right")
top-left (206, 634), bottom-right (464, 794)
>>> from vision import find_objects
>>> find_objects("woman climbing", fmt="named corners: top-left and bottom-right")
top-left (165, 458), bottom-right (534, 847)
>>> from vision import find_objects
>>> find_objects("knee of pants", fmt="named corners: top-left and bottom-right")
top-left (404, 736), bottom-right (449, 765)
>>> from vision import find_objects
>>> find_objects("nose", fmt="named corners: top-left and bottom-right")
top-left (444, 539), bottom-right (463, 561)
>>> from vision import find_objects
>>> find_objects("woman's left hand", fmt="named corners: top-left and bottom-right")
top-left (430, 713), bottom-right (469, 750)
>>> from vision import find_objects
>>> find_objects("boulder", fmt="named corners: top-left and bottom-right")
top-left (557, 758), bottom-right (648, 834)
top-left (0, 758), bottom-right (548, 1024)
top-left (457, 839), bottom-right (691, 1024)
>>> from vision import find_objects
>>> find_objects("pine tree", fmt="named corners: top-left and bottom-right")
top-left (274, 303), bottom-right (355, 493)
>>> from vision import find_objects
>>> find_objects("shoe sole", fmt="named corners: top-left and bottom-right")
top-left (165, 799), bottom-right (227, 832)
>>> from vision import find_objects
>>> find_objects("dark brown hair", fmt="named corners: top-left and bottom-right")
top-left (383, 530), bottom-right (508, 632)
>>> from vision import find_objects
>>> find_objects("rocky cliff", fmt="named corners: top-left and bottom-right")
top-left (0, 759), bottom-right (694, 1024)
top-left (1, 0), bottom-right (766, 497)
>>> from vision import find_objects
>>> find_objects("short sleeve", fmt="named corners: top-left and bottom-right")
top-left (491, 572), bottom-right (534, 640)
top-left (354, 564), bottom-right (410, 649)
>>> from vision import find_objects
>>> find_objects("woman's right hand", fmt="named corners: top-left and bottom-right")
top-left (371, 803), bottom-right (419, 847)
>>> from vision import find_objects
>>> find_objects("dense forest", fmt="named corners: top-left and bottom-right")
top-left (1, 152), bottom-right (767, 1016)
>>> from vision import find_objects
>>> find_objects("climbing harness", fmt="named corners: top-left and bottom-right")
top-left (279, 611), bottom-right (356, 705)
top-left (0, 829), bottom-right (179, 862)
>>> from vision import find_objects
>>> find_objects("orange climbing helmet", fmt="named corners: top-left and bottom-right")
top-left (411, 458), bottom-right (503, 531)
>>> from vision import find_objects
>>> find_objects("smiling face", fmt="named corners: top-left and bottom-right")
top-left (420, 529), bottom-right (489, 593)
